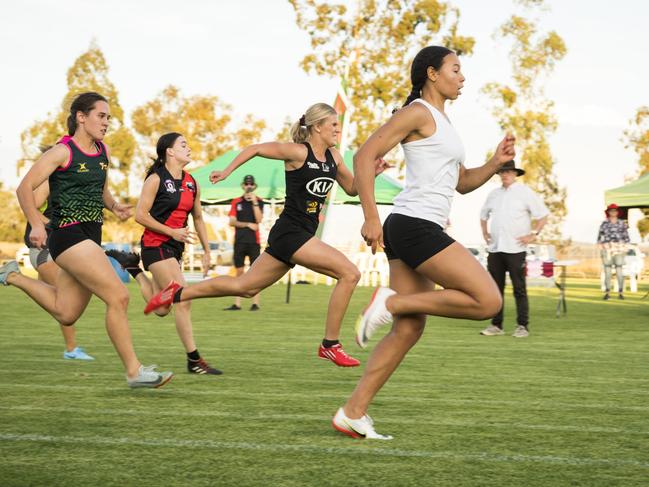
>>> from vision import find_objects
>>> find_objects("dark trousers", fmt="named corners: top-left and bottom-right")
top-left (487, 251), bottom-right (529, 328)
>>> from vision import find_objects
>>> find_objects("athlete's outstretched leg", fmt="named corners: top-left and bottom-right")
top-left (55, 241), bottom-right (142, 378)
top-left (175, 253), bottom-right (288, 302)
top-left (291, 238), bottom-right (360, 341)
top-left (344, 259), bottom-right (432, 418)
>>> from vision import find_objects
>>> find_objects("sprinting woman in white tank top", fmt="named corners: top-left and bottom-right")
top-left (332, 46), bottom-right (516, 439)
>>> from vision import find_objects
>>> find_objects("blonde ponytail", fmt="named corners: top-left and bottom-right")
top-left (290, 103), bottom-right (337, 143)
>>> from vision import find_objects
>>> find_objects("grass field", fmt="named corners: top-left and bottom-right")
top-left (0, 278), bottom-right (648, 486)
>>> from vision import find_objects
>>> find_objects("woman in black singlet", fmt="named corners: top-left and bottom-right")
top-left (145, 103), bottom-right (389, 368)
top-left (24, 179), bottom-right (94, 361)
top-left (2, 92), bottom-right (172, 388)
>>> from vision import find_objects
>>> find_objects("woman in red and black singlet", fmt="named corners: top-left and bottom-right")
top-left (4, 92), bottom-right (172, 388)
top-left (120, 133), bottom-right (221, 375)
top-left (145, 103), bottom-right (389, 368)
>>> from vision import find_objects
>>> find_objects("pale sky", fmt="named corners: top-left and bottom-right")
top-left (1, 0), bottom-right (646, 244)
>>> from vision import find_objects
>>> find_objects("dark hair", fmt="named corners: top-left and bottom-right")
top-left (403, 46), bottom-right (454, 107)
top-left (67, 92), bottom-right (108, 135)
top-left (145, 132), bottom-right (183, 179)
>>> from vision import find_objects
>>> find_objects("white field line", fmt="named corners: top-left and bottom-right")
top-left (0, 383), bottom-right (648, 412)
top-left (2, 337), bottom-right (647, 357)
top-left (0, 432), bottom-right (647, 469)
top-left (1, 404), bottom-right (647, 437)
top-left (0, 369), bottom-right (648, 396)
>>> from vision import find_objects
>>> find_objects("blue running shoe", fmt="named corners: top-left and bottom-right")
top-left (63, 347), bottom-right (95, 361)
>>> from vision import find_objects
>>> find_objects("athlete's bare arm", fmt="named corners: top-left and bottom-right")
top-left (16, 144), bottom-right (69, 248)
top-left (455, 135), bottom-right (515, 194)
top-left (209, 142), bottom-right (309, 184)
top-left (353, 105), bottom-right (428, 253)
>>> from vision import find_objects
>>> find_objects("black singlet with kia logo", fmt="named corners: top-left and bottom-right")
top-left (281, 142), bottom-right (337, 233)
top-left (265, 142), bottom-right (338, 267)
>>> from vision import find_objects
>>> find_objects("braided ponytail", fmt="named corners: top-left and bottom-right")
top-left (402, 46), bottom-right (454, 107)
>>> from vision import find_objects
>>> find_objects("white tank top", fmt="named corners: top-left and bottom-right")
top-left (392, 98), bottom-right (465, 228)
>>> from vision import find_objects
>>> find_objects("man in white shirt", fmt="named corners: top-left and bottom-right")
top-left (479, 160), bottom-right (549, 338)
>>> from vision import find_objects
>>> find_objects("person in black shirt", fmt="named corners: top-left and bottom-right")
top-left (145, 103), bottom-right (389, 368)
top-left (224, 175), bottom-right (264, 311)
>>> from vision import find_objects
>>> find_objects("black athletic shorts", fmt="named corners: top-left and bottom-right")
top-left (49, 222), bottom-right (102, 261)
top-left (141, 244), bottom-right (183, 271)
top-left (265, 217), bottom-right (315, 268)
top-left (233, 242), bottom-right (260, 268)
top-left (383, 213), bottom-right (455, 269)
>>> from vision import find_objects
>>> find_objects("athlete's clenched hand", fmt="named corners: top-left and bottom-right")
top-left (29, 223), bottom-right (47, 250)
top-left (170, 227), bottom-right (197, 244)
top-left (209, 171), bottom-right (227, 184)
top-left (361, 218), bottom-right (384, 255)
top-left (112, 203), bottom-right (133, 221)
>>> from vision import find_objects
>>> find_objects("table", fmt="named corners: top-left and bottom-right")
top-left (553, 260), bottom-right (580, 317)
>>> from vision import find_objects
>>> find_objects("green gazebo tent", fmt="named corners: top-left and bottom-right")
top-left (191, 150), bottom-right (402, 204)
top-left (604, 173), bottom-right (649, 209)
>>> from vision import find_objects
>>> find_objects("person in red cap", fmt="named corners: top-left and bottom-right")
top-left (223, 174), bottom-right (264, 311)
top-left (597, 204), bottom-right (630, 300)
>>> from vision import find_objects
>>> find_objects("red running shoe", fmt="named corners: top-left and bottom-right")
top-left (144, 281), bottom-right (181, 315)
top-left (318, 343), bottom-right (361, 367)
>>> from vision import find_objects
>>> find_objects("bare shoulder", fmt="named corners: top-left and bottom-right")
top-left (329, 146), bottom-right (345, 166)
top-left (45, 143), bottom-right (72, 164)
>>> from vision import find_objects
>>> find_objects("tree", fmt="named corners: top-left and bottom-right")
top-left (482, 0), bottom-right (567, 243)
top-left (0, 183), bottom-right (25, 242)
top-left (622, 107), bottom-right (649, 176)
top-left (131, 85), bottom-right (267, 170)
top-left (289, 0), bottom-right (475, 149)
top-left (18, 41), bottom-right (137, 198)
top-left (622, 106), bottom-right (649, 237)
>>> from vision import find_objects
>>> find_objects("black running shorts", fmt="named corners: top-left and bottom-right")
top-left (49, 222), bottom-right (102, 261)
top-left (233, 242), bottom-right (261, 268)
top-left (265, 218), bottom-right (315, 268)
top-left (383, 213), bottom-right (455, 269)
top-left (141, 244), bottom-right (183, 271)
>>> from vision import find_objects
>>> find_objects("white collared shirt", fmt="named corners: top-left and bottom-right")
top-left (480, 182), bottom-right (549, 254)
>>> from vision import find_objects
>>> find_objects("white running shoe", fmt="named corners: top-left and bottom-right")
top-left (126, 365), bottom-right (173, 389)
top-left (480, 325), bottom-right (505, 336)
top-left (332, 407), bottom-right (393, 440)
top-left (355, 287), bottom-right (396, 348)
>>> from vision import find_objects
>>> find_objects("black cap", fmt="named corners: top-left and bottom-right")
top-left (242, 175), bottom-right (256, 185)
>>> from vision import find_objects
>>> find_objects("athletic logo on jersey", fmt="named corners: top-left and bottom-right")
top-left (306, 177), bottom-right (335, 197)
top-left (186, 181), bottom-right (195, 192)
top-left (237, 204), bottom-right (243, 211)
top-left (306, 201), bottom-right (320, 214)
top-left (77, 163), bottom-right (89, 173)
top-left (322, 163), bottom-right (330, 172)
top-left (164, 179), bottom-right (176, 193)
top-left (307, 162), bottom-right (320, 169)
top-left (99, 162), bottom-right (109, 171)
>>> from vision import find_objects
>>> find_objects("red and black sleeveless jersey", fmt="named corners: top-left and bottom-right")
top-left (229, 196), bottom-right (264, 244)
top-left (141, 165), bottom-right (198, 251)
top-left (279, 142), bottom-right (337, 233)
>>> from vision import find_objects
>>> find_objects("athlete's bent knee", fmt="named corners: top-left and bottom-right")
top-left (478, 293), bottom-right (502, 320)
top-left (58, 314), bottom-right (79, 327)
top-left (107, 288), bottom-right (130, 310)
top-left (338, 265), bottom-right (361, 285)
